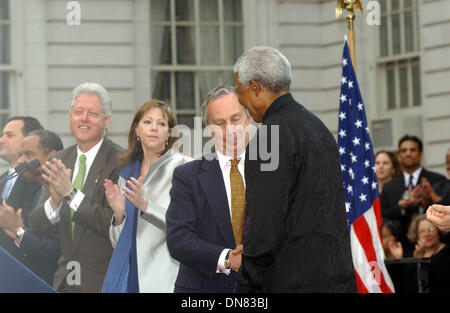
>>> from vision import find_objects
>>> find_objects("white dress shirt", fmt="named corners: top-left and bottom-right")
top-left (44, 138), bottom-right (104, 224)
top-left (1, 167), bottom-right (19, 200)
top-left (400, 167), bottom-right (423, 216)
top-left (215, 150), bottom-right (246, 275)
top-left (403, 167), bottom-right (422, 189)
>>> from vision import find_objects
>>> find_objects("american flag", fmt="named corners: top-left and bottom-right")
top-left (337, 39), bottom-right (395, 293)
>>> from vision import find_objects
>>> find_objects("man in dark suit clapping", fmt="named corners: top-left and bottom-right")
top-left (0, 116), bottom-right (43, 260)
top-left (0, 129), bottom-right (63, 285)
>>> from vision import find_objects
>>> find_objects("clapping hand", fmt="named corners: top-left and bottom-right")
top-left (42, 159), bottom-right (72, 209)
top-left (398, 184), bottom-right (423, 210)
top-left (104, 179), bottom-right (125, 225)
top-left (387, 238), bottom-right (403, 259)
top-left (0, 200), bottom-right (23, 239)
top-left (421, 178), bottom-right (441, 208)
top-left (123, 177), bottom-right (148, 213)
top-left (413, 239), bottom-right (426, 258)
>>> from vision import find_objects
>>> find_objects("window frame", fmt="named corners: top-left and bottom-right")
top-left (377, 0), bottom-right (422, 111)
top-left (0, 0), bottom-right (23, 122)
top-left (149, 0), bottom-right (248, 123)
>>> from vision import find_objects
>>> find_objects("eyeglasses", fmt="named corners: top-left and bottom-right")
top-left (418, 227), bottom-right (436, 236)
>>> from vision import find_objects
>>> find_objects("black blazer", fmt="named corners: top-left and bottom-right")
top-left (380, 169), bottom-right (447, 222)
top-left (166, 154), bottom-right (237, 293)
top-left (235, 93), bottom-right (357, 292)
top-left (0, 172), bottom-right (41, 261)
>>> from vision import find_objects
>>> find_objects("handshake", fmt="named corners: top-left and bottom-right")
top-left (228, 244), bottom-right (244, 272)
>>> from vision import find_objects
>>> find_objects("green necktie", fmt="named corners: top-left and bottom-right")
top-left (71, 154), bottom-right (86, 238)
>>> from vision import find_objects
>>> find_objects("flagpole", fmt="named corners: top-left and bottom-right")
top-left (336, 0), bottom-right (364, 73)
top-left (347, 15), bottom-right (357, 73)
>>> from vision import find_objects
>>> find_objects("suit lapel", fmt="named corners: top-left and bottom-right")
top-left (5, 175), bottom-right (25, 208)
top-left (198, 155), bottom-right (235, 248)
top-left (0, 170), bottom-right (9, 198)
top-left (418, 168), bottom-right (429, 185)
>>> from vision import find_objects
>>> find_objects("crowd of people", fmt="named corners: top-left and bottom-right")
top-left (377, 137), bottom-right (450, 292)
top-left (0, 46), bottom-right (448, 293)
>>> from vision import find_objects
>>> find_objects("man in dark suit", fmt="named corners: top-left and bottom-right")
top-left (0, 116), bottom-right (43, 259)
top-left (28, 82), bottom-right (122, 292)
top-left (0, 129), bottom-right (63, 285)
top-left (233, 46), bottom-right (357, 292)
top-left (166, 86), bottom-right (251, 292)
top-left (380, 135), bottom-right (446, 253)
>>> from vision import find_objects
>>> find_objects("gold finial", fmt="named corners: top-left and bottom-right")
top-left (336, 0), bottom-right (364, 28)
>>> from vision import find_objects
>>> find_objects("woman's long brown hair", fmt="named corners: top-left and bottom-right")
top-left (118, 99), bottom-right (178, 170)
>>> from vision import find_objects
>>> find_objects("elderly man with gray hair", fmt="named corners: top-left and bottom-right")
top-left (29, 82), bottom-right (122, 292)
top-left (233, 46), bottom-right (357, 292)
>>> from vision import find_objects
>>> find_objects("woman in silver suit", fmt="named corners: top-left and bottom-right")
top-left (102, 100), bottom-right (191, 293)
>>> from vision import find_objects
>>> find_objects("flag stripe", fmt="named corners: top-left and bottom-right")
top-left (364, 205), bottom-right (395, 292)
top-left (351, 216), bottom-right (382, 293)
top-left (353, 210), bottom-right (393, 293)
top-left (354, 263), bottom-right (369, 293)
top-left (373, 198), bottom-right (383, 242)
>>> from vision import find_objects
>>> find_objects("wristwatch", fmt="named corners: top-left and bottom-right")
top-left (16, 227), bottom-right (26, 240)
top-left (224, 250), bottom-right (231, 269)
top-left (64, 188), bottom-right (77, 202)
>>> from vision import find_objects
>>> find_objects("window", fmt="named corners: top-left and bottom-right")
top-left (0, 0), bottom-right (11, 126)
top-left (150, 0), bottom-right (244, 128)
top-left (378, 0), bottom-right (421, 109)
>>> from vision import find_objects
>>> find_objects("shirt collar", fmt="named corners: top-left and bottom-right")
top-left (403, 167), bottom-right (423, 186)
top-left (216, 149), bottom-right (246, 172)
top-left (76, 138), bottom-right (104, 163)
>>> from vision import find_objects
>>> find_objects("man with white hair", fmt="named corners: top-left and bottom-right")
top-left (233, 46), bottom-right (357, 292)
top-left (29, 82), bottom-right (122, 292)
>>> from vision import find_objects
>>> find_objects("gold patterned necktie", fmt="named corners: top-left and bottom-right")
top-left (71, 154), bottom-right (86, 238)
top-left (230, 158), bottom-right (246, 247)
